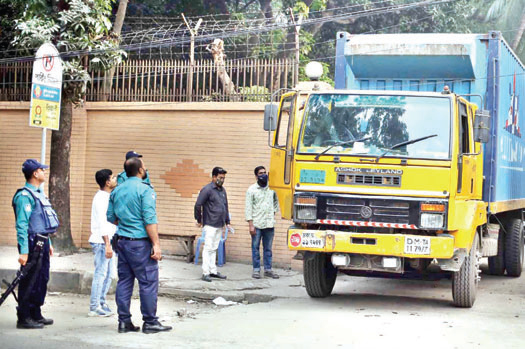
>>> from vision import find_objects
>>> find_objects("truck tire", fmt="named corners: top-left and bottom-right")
top-left (504, 218), bottom-right (524, 277)
top-left (452, 234), bottom-right (480, 308)
top-left (303, 252), bottom-right (337, 298)
top-left (488, 228), bottom-right (506, 275)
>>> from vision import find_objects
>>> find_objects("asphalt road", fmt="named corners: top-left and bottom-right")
top-left (1, 264), bottom-right (524, 348)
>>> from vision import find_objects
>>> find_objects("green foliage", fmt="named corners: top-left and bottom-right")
top-left (239, 85), bottom-right (270, 101)
top-left (12, 0), bottom-right (126, 105)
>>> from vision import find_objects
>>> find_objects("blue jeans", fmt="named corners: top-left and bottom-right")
top-left (251, 228), bottom-right (274, 272)
top-left (89, 243), bottom-right (114, 311)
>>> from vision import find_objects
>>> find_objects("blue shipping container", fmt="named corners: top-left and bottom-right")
top-left (334, 31), bottom-right (525, 212)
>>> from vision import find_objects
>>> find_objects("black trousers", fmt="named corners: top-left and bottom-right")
top-left (17, 234), bottom-right (50, 321)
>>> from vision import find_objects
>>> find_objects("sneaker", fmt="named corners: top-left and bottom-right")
top-left (201, 274), bottom-right (212, 282)
top-left (252, 271), bottom-right (261, 279)
top-left (264, 270), bottom-right (280, 279)
top-left (100, 303), bottom-right (113, 314)
top-left (88, 307), bottom-right (110, 317)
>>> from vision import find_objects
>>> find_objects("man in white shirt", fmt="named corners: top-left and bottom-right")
top-left (88, 169), bottom-right (117, 317)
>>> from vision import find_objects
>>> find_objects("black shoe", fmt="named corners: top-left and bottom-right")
top-left (210, 272), bottom-right (227, 279)
top-left (34, 317), bottom-right (54, 325)
top-left (142, 321), bottom-right (173, 334)
top-left (201, 274), bottom-right (212, 282)
top-left (16, 318), bottom-right (44, 329)
top-left (118, 321), bottom-right (140, 333)
top-left (264, 270), bottom-right (280, 279)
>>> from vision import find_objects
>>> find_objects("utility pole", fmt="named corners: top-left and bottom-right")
top-left (289, 8), bottom-right (303, 86)
top-left (182, 14), bottom-right (202, 101)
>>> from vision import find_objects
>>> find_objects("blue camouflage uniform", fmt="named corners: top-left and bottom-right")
top-left (12, 183), bottom-right (58, 321)
top-left (107, 176), bottom-right (159, 324)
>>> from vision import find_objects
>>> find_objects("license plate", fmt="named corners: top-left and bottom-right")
top-left (404, 236), bottom-right (431, 255)
top-left (301, 232), bottom-right (325, 248)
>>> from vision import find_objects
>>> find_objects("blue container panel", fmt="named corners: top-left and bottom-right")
top-left (492, 39), bottom-right (525, 203)
top-left (355, 79), bottom-right (472, 94)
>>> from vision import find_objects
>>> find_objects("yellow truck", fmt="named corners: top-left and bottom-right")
top-left (265, 32), bottom-right (524, 307)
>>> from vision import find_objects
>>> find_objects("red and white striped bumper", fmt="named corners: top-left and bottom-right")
top-left (317, 219), bottom-right (417, 230)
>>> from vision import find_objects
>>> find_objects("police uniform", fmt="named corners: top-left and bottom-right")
top-left (107, 177), bottom-right (159, 326)
top-left (12, 181), bottom-right (59, 326)
top-left (117, 151), bottom-right (151, 186)
top-left (116, 170), bottom-right (151, 186)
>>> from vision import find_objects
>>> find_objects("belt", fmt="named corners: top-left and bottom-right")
top-left (118, 236), bottom-right (149, 241)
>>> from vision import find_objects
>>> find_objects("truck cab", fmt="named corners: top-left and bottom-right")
top-left (267, 80), bottom-right (491, 307)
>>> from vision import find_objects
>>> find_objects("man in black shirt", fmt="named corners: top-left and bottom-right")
top-left (194, 167), bottom-right (232, 282)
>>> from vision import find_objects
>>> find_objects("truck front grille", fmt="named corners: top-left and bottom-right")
top-left (325, 197), bottom-right (410, 224)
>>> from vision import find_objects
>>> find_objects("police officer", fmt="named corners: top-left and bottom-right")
top-left (107, 156), bottom-right (171, 334)
top-left (12, 159), bottom-right (59, 329)
top-left (116, 150), bottom-right (151, 185)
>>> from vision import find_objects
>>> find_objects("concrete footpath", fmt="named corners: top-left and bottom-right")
top-left (0, 246), bottom-right (305, 304)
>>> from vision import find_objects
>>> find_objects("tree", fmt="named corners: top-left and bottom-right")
top-left (13, 0), bottom-right (125, 251)
top-left (485, 0), bottom-right (525, 50)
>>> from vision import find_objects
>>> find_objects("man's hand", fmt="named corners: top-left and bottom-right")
top-left (49, 245), bottom-right (54, 257)
top-left (151, 244), bottom-right (162, 261)
top-left (105, 246), bottom-right (113, 259)
top-left (248, 222), bottom-right (256, 236)
top-left (196, 222), bottom-right (202, 228)
top-left (18, 254), bottom-right (28, 266)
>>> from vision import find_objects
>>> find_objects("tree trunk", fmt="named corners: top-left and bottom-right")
top-left (511, 10), bottom-right (525, 50)
top-left (208, 39), bottom-right (238, 101)
top-left (258, 0), bottom-right (273, 19)
top-left (49, 98), bottom-right (74, 252)
top-left (102, 0), bottom-right (128, 101)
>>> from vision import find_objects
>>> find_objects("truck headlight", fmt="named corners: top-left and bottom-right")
top-left (294, 196), bottom-right (317, 222)
top-left (420, 213), bottom-right (444, 228)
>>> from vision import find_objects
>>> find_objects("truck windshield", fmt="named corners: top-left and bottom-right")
top-left (298, 94), bottom-right (451, 160)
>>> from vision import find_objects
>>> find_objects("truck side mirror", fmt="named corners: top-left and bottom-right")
top-left (264, 104), bottom-right (278, 131)
top-left (474, 110), bottom-right (490, 143)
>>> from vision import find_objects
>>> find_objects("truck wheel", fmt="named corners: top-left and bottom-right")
top-left (452, 234), bottom-right (480, 308)
top-left (488, 228), bottom-right (506, 275)
top-left (504, 218), bottom-right (524, 277)
top-left (303, 252), bottom-right (337, 298)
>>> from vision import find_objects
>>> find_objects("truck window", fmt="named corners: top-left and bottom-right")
top-left (275, 96), bottom-right (294, 148)
top-left (459, 101), bottom-right (470, 154)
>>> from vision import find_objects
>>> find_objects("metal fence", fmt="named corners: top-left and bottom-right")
top-left (0, 58), bottom-right (296, 102)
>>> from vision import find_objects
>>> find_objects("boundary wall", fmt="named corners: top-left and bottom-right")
top-left (0, 102), bottom-right (297, 267)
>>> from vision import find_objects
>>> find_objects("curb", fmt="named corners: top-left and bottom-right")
top-left (1, 269), bottom-right (276, 304)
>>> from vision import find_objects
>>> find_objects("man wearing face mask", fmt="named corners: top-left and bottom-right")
top-left (107, 157), bottom-right (171, 334)
top-left (245, 166), bottom-right (280, 279)
top-left (194, 167), bottom-right (231, 282)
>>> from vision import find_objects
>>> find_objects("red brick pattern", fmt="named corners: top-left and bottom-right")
top-left (160, 159), bottom-right (209, 198)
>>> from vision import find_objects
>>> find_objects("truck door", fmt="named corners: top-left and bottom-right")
top-left (457, 99), bottom-right (476, 198)
top-left (270, 93), bottom-right (296, 219)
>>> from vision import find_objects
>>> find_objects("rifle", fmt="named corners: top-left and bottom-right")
top-left (0, 235), bottom-right (46, 306)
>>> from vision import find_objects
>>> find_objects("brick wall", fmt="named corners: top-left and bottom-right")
top-left (0, 102), bottom-right (296, 267)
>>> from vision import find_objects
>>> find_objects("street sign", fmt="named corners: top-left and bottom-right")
top-left (30, 43), bottom-right (63, 130)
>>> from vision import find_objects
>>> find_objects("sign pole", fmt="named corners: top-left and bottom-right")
top-left (30, 43), bottom-right (62, 192)
top-left (41, 128), bottom-right (47, 165)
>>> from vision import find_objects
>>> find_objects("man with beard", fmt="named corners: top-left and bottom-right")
top-left (107, 157), bottom-right (171, 334)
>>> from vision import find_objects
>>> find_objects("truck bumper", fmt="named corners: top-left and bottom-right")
top-left (288, 228), bottom-right (455, 259)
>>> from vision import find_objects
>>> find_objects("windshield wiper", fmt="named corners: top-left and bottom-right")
top-left (314, 136), bottom-right (372, 160)
top-left (375, 134), bottom-right (437, 162)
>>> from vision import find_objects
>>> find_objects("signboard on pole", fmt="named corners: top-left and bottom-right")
top-left (30, 43), bottom-right (63, 130)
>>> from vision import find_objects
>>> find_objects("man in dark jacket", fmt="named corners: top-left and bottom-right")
top-left (194, 167), bottom-right (232, 282)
